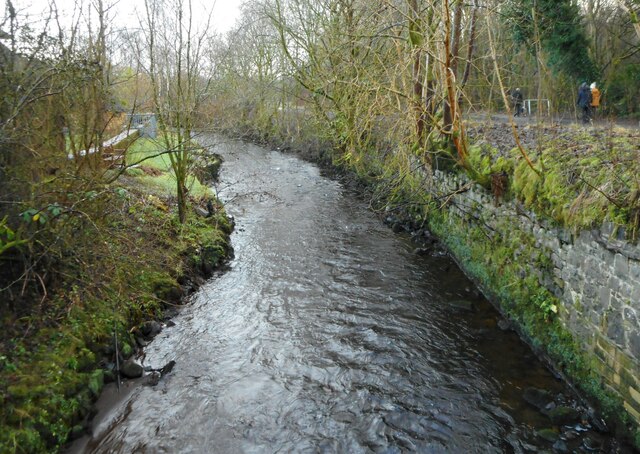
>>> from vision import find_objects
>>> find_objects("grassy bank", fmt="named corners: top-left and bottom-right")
top-left (0, 138), bottom-right (231, 452)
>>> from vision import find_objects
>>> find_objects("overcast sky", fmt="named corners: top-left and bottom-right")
top-left (2, 0), bottom-right (243, 35)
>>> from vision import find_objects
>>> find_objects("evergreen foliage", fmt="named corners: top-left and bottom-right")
top-left (504, 0), bottom-right (597, 81)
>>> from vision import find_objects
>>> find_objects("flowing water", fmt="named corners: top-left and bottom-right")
top-left (79, 136), bottom-right (620, 453)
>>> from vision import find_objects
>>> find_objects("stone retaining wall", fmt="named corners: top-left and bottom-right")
top-left (433, 169), bottom-right (640, 428)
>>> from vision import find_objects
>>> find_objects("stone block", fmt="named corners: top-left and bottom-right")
top-left (624, 401), bottom-right (640, 425)
top-left (621, 364), bottom-right (640, 393)
top-left (614, 253), bottom-right (629, 278)
top-left (628, 330), bottom-right (640, 361)
top-left (577, 284), bottom-right (592, 302)
top-left (567, 249), bottom-right (584, 268)
top-left (598, 252), bottom-right (612, 270)
top-left (607, 312), bottom-right (626, 347)
top-left (610, 295), bottom-right (624, 312)
top-left (623, 307), bottom-right (638, 325)
top-left (630, 261), bottom-right (640, 281)
top-left (589, 309), bottom-right (603, 328)
top-left (586, 264), bottom-right (603, 282)
top-left (598, 287), bottom-right (611, 310)
top-left (578, 229), bottom-right (592, 244)
top-left (630, 385), bottom-right (640, 408)
top-left (553, 277), bottom-right (565, 291)
top-left (565, 270), bottom-right (579, 286)
top-left (615, 349), bottom-right (640, 379)
top-left (558, 228), bottom-right (573, 245)
top-left (623, 244), bottom-right (640, 261)
top-left (608, 276), bottom-right (623, 295)
top-left (601, 221), bottom-right (615, 237)
top-left (619, 282), bottom-right (633, 301)
top-left (631, 285), bottom-right (640, 306)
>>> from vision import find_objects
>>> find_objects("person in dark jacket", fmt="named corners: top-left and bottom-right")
top-left (577, 82), bottom-right (592, 124)
top-left (512, 88), bottom-right (524, 117)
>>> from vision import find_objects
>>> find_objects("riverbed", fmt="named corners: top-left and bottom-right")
top-left (77, 136), bottom-right (622, 453)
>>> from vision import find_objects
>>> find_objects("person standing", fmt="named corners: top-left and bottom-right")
top-left (590, 82), bottom-right (601, 120)
top-left (512, 88), bottom-right (524, 117)
top-left (577, 82), bottom-right (592, 124)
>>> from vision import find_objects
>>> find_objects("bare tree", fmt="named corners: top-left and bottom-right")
top-left (141, 0), bottom-right (214, 223)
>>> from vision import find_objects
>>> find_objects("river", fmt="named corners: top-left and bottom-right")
top-left (77, 136), bottom-right (621, 453)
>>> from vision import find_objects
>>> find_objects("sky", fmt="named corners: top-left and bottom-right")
top-left (2, 0), bottom-right (243, 35)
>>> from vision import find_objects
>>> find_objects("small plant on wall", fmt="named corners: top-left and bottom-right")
top-left (533, 289), bottom-right (559, 322)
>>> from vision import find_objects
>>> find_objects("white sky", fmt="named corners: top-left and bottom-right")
top-left (2, 0), bottom-right (243, 35)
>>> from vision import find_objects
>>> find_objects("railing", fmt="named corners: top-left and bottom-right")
top-left (525, 99), bottom-right (551, 117)
top-left (126, 113), bottom-right (157, 138)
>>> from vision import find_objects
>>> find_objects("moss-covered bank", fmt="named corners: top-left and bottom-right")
top-left (0, 139), bottom-right (232, 453)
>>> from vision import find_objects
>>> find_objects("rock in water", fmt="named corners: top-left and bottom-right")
top-left (144, 371), bottom-right (162, 387)
top-left (523, 387), bottom-right (553, 411)
top-left (448, 300), bottom-right (476, 312)
top-left (160, 360), bottom-right (176, 376)
top-left (536, 428), bottom-right (559, 443)
top-left (552, 439), bottom-right (569, 453)
top-left (547, 406), bottom-right (580, 426)
top-left (121, 358), bottom-right (144, 378)
top-left (140, 320), bottom-right (163, 339)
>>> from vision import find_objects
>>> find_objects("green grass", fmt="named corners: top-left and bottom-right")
top-left (127, 138), bottom-right (173, 171)
top-left (126, 138), bottom-right (213, 198)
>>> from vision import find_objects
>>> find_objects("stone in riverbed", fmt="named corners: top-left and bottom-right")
top-left (135, 336), bottom-right (148, 348)
top-left (537, 428), bottom-right (559, 443)
top-left (160, 360), bottom-right (176, 376)
top-left (194, 205), bottom-right (210, 217)
top-left (552, 439), bottom-right (569, 453)
top-left (547, 406), bottom-right (580, 426)
top-left (140, 320), bottom-right (163, 339)
top-left (121, 358), bottom-right (144, 378)
top-left (523, 387), bottom-right (554, 411)
top-left (144, 371), bottom-right (162, 387)
top-left (448, 299), bottom-right (476, 312)
top-left (497, 318), bottom-right (512, 331)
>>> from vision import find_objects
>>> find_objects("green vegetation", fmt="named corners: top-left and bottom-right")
top-left (0, 138), bottom-right (231, 453)
top-left (503, 0), bottom-right (596, 80)
top-left (127, 138), bottom-right (213, 199)
top-left (466, 126), bottom-right (640, 237)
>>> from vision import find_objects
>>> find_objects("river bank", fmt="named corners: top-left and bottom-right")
top-left (0, 138), bottom-right (233, 452)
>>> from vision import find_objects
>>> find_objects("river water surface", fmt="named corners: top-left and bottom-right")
top-left (81, 136), bottom-right (615, 453)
